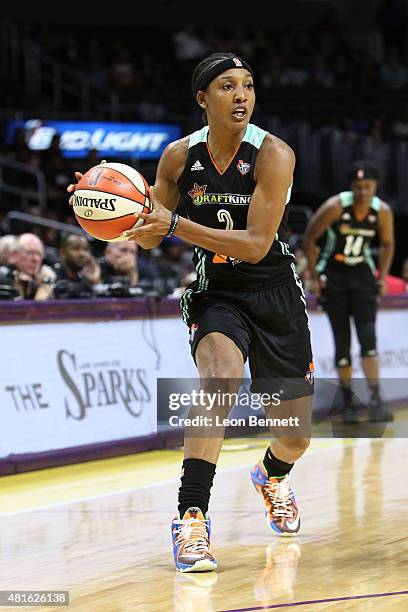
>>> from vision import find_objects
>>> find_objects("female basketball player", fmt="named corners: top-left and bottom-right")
top-left (305, 161), bottom-right (394, 423)
top-left (68, 53), bottom-right (314, 573)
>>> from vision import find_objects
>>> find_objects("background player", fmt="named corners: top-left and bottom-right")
top-left (305, 161), bottom-right (394, 423)
top-left (68, 52), bottom-right (313, 573)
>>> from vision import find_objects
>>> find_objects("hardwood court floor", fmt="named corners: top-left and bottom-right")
top-left (0, 435), bottom-right (407, 611)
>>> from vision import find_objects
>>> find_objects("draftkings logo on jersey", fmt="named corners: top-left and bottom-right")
top-left (188, 183), bottom-right (252, 206)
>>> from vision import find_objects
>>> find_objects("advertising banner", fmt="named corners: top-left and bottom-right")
top-left (0, 307), bottom-right (406, 459)
top-left (6, 119), bottom-right (182, 159)
top-left (0, 317), bottom-right (196, 457)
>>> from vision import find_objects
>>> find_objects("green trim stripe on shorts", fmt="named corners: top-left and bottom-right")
top-left (195, 246), bottom-right (209, 291)
top-left (181, 288), bottom-right (194, 324)
top-left (180, 247), bottom-right (209, 324)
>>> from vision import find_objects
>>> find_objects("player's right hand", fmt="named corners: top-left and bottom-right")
top-left (67, 159), bottom-right (107, 205)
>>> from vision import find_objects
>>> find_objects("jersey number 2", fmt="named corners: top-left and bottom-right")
top-left (213, 209), bottom-right (234, 264)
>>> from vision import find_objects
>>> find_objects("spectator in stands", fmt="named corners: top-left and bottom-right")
top-left (53, 234), bottom-right (100, 299)
top-left (0, 235), bottom-right (16, 265)
top-left (100, 241), bottom-right (139, 286)
top-left (379, 0), bottom-right (407, 60)
top-left (5, 233), bottom-right (55, 300)
top-left (158, 237), bottom-right (194, 294)
top-left (172, 26), bottom-right (207, 61)
top-left (4, 127), bottom-right (31, 164)
top-left (310, 55), bottom-right (334, 88)
top-left (392, 110), bottom-right (408, 139)
top-left (332, 52), bottom-right (354, 89)
top-left (110, 43), bottom-right (135, 93)
top-left (137, 248), bottom-right (162, 288)
top-left (280, 57), bottom-right (309, 87)
top-left (261, 56), bottom-right (283, 89)
top-left (41, 134), bottom-right (72, 219)
top-left (380, 47), bottom-right (408, 89)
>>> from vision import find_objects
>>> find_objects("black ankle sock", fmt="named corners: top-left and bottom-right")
top-left (263, 448), bottom-right (294, 479)
top-left (178, 458), bottom-right (216, 518)
top-left (340, 381), bottom-right (353, 407)
top-left (369, 383), bottom-right (380, 401)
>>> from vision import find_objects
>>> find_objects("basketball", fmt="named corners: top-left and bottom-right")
top-left (72, 162), bottom-right (152, 242)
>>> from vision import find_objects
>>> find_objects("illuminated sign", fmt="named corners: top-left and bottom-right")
top-left (7, 119), bottom-right (181, 159)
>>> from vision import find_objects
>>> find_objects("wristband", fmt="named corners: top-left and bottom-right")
top-left (166, 212), bottom-right (179, 237)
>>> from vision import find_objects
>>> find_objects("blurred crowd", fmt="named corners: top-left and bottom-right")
top-left (0, 230), bottom-right (407, 302)
top-left (0, 231), bottom-right (196, 301)
top-left (9, 3), bottom-right (408, 120)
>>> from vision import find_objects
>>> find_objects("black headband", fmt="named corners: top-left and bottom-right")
top-left (348, 166), bottom-right (380, 182)
top-left (193, 57), bottom-right (254, 97)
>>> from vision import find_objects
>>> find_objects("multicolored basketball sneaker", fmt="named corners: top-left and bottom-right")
top-left (251, 460), bottom-right (300, 536)
top-left (171, 507), bottom-right (218, 572)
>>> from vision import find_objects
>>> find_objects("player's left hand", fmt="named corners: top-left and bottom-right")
top-left (121, 186), bottom-right (172, 240)
top-left (377, 279), bottom-right (387, 297)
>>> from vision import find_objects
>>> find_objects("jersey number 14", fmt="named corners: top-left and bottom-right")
top-left (344, 234), bottom-right (364, 256)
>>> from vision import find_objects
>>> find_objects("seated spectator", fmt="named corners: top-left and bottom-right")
top-left (4, 233), bottom-right (55, 300)
top-left (380, 47), bottom-right (408, 89)
top-left (100, 241), bottom-right (139, 286)
top-left (0, 235), bottom-right (17, 265)
top-left (53, 234), bottom-right (100, 299)
top-left (172, 26), bottom-right (207, 61)
top-left (158, 237), bottom-right (194, 294)
top-left (392, 111), bottom-right (408, 139)
top-left (41, 133), bottom-right (73, 219)
top-left (4, 127), bottom-right (31, 164)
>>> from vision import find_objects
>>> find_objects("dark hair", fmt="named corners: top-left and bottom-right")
top-left (191, 52), bottom-right (238, 97)
top-left (348, 160), bottom-right (380, 183)
top-left (60, 233), bottom-right (89, 250)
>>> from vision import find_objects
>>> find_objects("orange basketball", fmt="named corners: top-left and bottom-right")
top-left (72, 162), bottom-right (152, 242)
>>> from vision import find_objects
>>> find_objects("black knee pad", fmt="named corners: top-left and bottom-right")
top-left (357, 320), bottom-right (377, 357)
top-left (333, 332), bottom-right (351, 368)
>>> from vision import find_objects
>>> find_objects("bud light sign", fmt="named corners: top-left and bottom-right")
top-left (7, 119), bottom-right (182, 159)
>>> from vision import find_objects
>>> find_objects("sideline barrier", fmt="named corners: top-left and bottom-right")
top-left (0, 296), bottom-right (407, 475)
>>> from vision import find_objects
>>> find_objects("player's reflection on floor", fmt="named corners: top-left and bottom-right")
top-left (254, 540), bottom-right (302, 606)
top-left (173, 571), bottom-right (218, 612)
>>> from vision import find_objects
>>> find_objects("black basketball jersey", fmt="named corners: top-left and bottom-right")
top-left (316, 191), bottom-right (380, 275)
top-left (177, 123), bottom-right (294, 291)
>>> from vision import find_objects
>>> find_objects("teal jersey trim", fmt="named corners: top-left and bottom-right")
top-left (339, 191), bottom-right (354, 208)
top-left (340, 191), bottom-right (381, 211)
top-left (363, 243), bottom-right (376, 272)
top-left (242, 123), bottom-right (268, 149)
top-left (189, 123), bottom-right (267, 150)
top-left (371, 196), bottom-right (381, 211)
top-left (188, 126), bottom-right (209, 149)
top-left (316, 226), bottom-right (337, 273)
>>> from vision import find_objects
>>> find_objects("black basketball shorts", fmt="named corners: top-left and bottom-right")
top-left (181, 276), bottom-right (314, 401)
